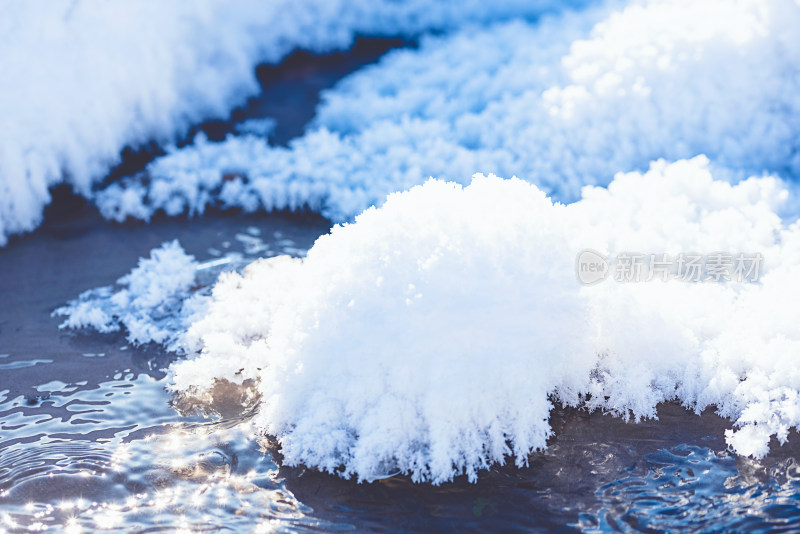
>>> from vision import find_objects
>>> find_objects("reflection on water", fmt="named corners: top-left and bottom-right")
top-left (589, 447), bottom-right (800, 532)
top-left (0, 370), bottom-right (352, 532)
top-left (0, 386), bottom-right (320, 532)
top-left (4, 346), bottom-right (800, 532)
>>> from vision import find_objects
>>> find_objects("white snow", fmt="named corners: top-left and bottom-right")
top-left (54, 240), bottom-right (204, 349)
top-left (65, 157), bottom-right (800, 483)
top-left (0, 0), bottom-right (584, 245)
top-left (164, 159), bottom-right (800, 483)
top-left (96, 0), bottom-right (800, 224)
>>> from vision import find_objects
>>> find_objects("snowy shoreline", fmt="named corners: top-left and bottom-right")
top-left (0, 0), bottom-right (587, 245)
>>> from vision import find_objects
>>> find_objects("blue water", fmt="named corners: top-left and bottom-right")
top-left (591, 446), bottom-right (800, 532)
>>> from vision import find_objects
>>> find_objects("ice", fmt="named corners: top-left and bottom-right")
top-left (95, 0), bottom-right (800, 225)
top-left (0, 0), bottom-right (586, 245)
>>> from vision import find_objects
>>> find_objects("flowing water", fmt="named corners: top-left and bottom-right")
top-left (3, 37), bottom-right (800, 533)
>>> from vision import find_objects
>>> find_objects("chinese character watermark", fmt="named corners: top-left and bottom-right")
top-left (575, 250), bottom-right (762, 285)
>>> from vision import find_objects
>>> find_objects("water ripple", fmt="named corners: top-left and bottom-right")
top-left (591, 444), bottom-right (800, 532)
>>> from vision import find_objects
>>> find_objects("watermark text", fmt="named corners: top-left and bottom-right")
top-left (576, 250), bottom-right (762, 285)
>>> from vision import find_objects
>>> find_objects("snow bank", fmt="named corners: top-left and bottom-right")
top-left (0, 0), bottom-right (585, 246)
top-left (66, 157), bottom-right (800, 482)
top-left (96, 0), bottom-right (800, 224)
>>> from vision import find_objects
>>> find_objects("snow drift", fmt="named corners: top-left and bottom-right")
top-left (96, 0), bottom-right (800, 224)
top-left (0, 0), bottom-right (584, 245)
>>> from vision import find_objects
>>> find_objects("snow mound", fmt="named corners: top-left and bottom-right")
top-left (156, 158), bottom-right (800, 483)
top-left (0, 0), bottom-right (585, 245)
top-left (96, 0), bottom-right (800, 224)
